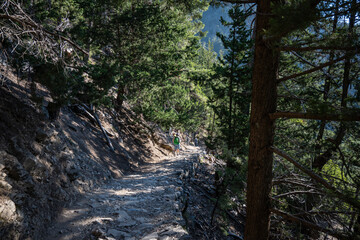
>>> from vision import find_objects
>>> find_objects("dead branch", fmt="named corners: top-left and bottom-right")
top-left (227, 231), bottom-right (243, 239)
top-left (271, 208), bottom-right (353, 240)
top-left (85, 104), bottom-right (115, 153)
top-left (269, 111), bottom-right (360, 121)
top-left (93, 109), bottom-right (115, 152)
top-left (270, 147), bottom-right (360, 210)
top-left (273, 190), bottom-right (323, 199)
top-left (272, 179), bottom-right (319, 190)
top-left (71, 104), bottom-right (115, 152)
top-left (75, 104), bottom-right (97, 123)
top-left (0, 0), bottom-right (88, 63)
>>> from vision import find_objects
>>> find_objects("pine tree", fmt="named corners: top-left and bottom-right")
top-left (211, 5), bottom-right (253, 153)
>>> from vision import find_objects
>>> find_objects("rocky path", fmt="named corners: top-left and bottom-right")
top-left (44, 146), bottom-right (201, 240)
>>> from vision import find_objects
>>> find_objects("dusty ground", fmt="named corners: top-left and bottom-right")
top-left (44, 146), bottom-right (202, 240)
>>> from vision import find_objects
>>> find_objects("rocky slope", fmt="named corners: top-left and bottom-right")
top-left (44, 147), bottom-right (201, 240)
top-left (0, 68), bottom-right (245, 240)
top-left (0, 72), bottom-right (172, 240)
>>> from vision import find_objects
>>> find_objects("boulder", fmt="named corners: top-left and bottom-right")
top-left (0, 196), bottom-right (17, 221)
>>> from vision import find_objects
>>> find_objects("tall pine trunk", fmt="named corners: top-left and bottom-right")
top-left (244, 0), bottom-right (279, 239)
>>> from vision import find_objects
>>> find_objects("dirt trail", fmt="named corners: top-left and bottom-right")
top-left (44, 146), bottom-right (202, 240)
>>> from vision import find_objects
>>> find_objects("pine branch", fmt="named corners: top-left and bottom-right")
top-left (290, 51), bottom-right (337, 82)
top-left (277, 54), bottom-right (349, 83)
top-left (269, 111), bottom-right (360, 121)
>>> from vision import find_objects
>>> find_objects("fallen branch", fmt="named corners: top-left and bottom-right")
top-left (272, 179), bottom-right (318, 190)
top-left (228, 231), bottom-right (243, 239)
top-left (92, 108), bottom-right (115, 152)
top-left (75, 104), bottom-right (97, 123)
top-left (273, 190), bottom-right (323, 199)
top-left (271, 208), bottom-right (352, 240)
top-left (192, 184), bottom-right (245, 228)
top-left (71, 104), bottom-right (115, 152)
top-left (270, 147), bottom-right (360, 210)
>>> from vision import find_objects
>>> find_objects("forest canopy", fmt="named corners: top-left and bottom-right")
top-left (1, 0), bottom-right (360, 239)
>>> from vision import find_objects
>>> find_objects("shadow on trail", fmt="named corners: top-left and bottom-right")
top-left (44, 148), bottom-right (201, 240)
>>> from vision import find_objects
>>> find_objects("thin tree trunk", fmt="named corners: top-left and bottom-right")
top-left (312, 0), bottom-right (355, 171)
top-left (228, 37), bottom-right (235, 150)
top-left (314, 5), bottom-right (338, 157)
top-left (244, 0), bottom-right (279, 238)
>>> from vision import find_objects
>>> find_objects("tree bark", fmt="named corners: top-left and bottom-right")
top-left (228, 30), bottom-right (236, 150)
top-left (244, 0), bottom-right (279, 239)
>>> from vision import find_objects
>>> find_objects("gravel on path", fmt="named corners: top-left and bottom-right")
top-left (45, 146), bottom-right (202, 240)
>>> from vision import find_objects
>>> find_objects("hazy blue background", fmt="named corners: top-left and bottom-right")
top-left (201, 5), bottom-right (231, 54)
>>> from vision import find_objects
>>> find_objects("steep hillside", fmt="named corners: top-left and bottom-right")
top-left (201, 5), bottom-right (231, 53)
top-left (0, 70), bottom-right (171, 239)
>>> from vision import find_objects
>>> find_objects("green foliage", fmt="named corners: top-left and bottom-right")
top-left (272, 1), bottom-right (360, 237)
top-left (134, 81), bottom-right (208, 131)
top-left (84, 59), bottom-right (118, 106)
top-left (208, 5), bottom-right (253, 154)
top-left (212, 148), bottom-right (247, 225)
top-left (32, 62), bottom-right (84, 105)
top-left (269, 0), bottom-right (320, 39)
top-left (7, 0), bottom-right (214, 130)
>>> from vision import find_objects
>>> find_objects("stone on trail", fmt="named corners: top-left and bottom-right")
top-left (107, 228), bottom-right (131, 238)
top-left (0, 179), bottom-right (12, 190)
top-left (91, 228), bottom-right (105, 237)
top-left (118, 219), bottom-right (137, 227)
top-left (141, 232), bottom-right (158, 240)
top-left (135, 216), bottom-right (148, 223)
top-left (159, 236), bottom-right (172, 240)
top-left (115, 210), bottom-right (131, 220)
top-left (159, 226), bottom-right (187, 237)
top-left (135, 223), bottom-right (155, 234)
top-left (0, 197), bottom-right (17, 221)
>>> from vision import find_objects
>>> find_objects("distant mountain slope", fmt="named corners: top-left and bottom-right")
top-left (201, 5), bottom-right (231, 54)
